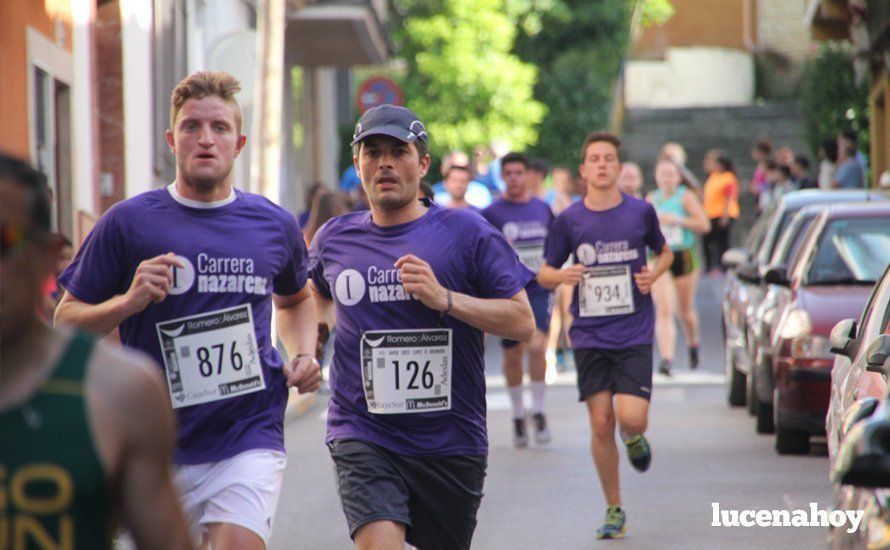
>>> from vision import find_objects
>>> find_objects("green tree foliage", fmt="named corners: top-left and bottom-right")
top-left (801, 44), bottom-right (870, 158)
top-left (388, 0), bottom-right (545, 158)
top-left (508, 0), bottom-right (635, 166)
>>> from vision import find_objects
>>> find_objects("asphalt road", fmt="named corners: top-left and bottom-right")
top-left (270, 276), bottom-right (835, 549)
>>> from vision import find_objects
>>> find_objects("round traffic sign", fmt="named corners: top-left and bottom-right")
top-left (356, 76), bottom-right (404, 115)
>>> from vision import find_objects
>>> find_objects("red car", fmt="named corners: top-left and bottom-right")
top-left (765, 202), bottom-right (890, 455)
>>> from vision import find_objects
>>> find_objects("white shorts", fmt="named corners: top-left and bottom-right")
top-left (174, 449), bottom-right (287, 547)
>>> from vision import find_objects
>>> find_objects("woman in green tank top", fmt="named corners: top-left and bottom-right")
top-left (646, 159), bottom-right (711, 376)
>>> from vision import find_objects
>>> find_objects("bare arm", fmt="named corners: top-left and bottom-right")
top-left (274, 285), bottom-right (322, 393)
top-left (395, 254), bottom-right (535, 342)
top-left (55, 253), bottom-right (182, 336)
top-left (538, 263), bottom-right (585, 291)
top-left (681, 191), bottom-right (711, 234)
top-left (90, 350), bottom-right (192, 550)
top-left (633, 244), bottom-right (674, 294)
top-left (448, 289), bottom-right (534, 342)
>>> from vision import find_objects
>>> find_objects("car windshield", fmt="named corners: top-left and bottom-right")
top-left (772, 214), bottom-right (816, 265)
top-left (746, 207), bottom-right (775, 255)
top-left (758, 208), bottom-right (795, 264)
top-left (806, 217), bottom-right (890, 286)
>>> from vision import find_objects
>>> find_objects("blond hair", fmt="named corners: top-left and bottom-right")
top-left (169, 71), bottom-right (243, 133)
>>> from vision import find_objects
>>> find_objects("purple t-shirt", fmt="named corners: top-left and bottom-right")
top-left (481, 197), bottom-right (554, 296)
top-left (59, 187), bottom-right (308, 464)
top-left (543, 195), bottom-right (666, 350)
top-left (309, 203), bottom-right (534, 457)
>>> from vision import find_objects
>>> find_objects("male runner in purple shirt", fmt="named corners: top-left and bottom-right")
top-left (56, 71), bottom-right (321, 549)
top-left (482, 152), bottom-right (555, 447)
top-left (539, 132), bottom-right (673, 540)
top-left (309, 104), bottom-right (535, 550)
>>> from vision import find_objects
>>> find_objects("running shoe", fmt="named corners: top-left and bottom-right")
top-left (595, 506), bottom-right (626, 539)
top-left (624, 434), bottom-right (652, 472)
top-left (513, 417), bottom-right (529, 448)
top-left (532, 412), bottom-right (551, 445)
top-left (657, 359), bottom-right (672, 377)
top-left (689, 346), bottom-right (700, 370)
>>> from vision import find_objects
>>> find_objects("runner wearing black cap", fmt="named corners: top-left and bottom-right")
top-left (309, 104), bottom-right (536, 550)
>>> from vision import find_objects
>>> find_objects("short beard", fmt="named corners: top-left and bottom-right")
top-left (372, 190), bottom-right (417, 211)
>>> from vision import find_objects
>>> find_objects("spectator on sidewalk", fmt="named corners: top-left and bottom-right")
top-left (303, 190), bottom-right (349, 245)
top-left (748, 139), bottom-right (772, 198)
top-left (775, 145), bottom-right (795, 169)
top-left (839, 130), bottom-right (868, 177)
top-left (833, 140), bottom-right (866, 189)
top-left (791, 155), bottom-right (818, 190)
top-left (702, 153), bottom-right (740, 276)
top-left (767, 161), bottom-right (797, 199)
top-left (817, 138), bottom-right (838, 190)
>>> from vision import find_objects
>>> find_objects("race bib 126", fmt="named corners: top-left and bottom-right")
top-left (360, 329), bottom-right (452, 414)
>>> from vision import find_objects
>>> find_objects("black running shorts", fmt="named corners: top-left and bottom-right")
top-left (574, 344), bottom-right (654, 401)
top-left (668, 247), bottom-right (699, 277)
top-left (328, 438), bottom-right (487, 550)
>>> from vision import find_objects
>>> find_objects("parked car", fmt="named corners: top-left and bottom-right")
top-left (828, 263), bottom-right (890, 461)
top-left (827, 332), bottom-right (890, 549)
top-left (767, 202), bottom-right (890, 454)
top-left (722, 190), bottom-right (886, 408)
top-left (747, 204), bottom-right (827, 432)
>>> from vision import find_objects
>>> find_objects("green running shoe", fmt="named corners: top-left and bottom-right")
top-left (624, 434), bottom-right (652, 472)
top-left (595, 506), bottom-right (626, 539)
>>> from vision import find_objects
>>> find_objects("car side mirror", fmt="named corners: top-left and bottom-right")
top-left (831, 405), bottom-right (890, 488)
top-left (722, 248), bottom-right (748, 270)
top-left (736, 262), bottom-right (761, 283)
top-left (829, 319), bottom-right (857, 358)
top-left (763, 264), bottom-right (789, 286)
top-left (865, 335), bottom-right (890, 374)
top-left (841, 397), bottom-right (880, 437)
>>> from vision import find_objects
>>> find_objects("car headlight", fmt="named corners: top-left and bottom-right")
top-left (791, 335), bottom-right (831, 360)
top-left (779, 308), bottom-right (812, 340)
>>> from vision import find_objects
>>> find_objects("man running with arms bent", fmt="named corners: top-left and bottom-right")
top-left (55, 71), bottom-right (320, 549)
top-left (539, 132), bottom-right (673, 540)
top-left (309, 105), bottom-right (535, 550)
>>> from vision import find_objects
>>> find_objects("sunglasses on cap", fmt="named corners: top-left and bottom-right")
top-left (0, 223), bottom-right (48, 259)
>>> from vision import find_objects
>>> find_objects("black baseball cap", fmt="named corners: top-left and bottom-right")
top-left (351, 105), bottom-right (429, 147)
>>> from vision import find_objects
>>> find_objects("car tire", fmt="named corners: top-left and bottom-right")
top-left (755, 398), bottom-right (774, 434)
top-left (725, 346), bottom-right (746, 407)
top-left (746, 365), bottom-right (757, 416)
top-left (773, 390), bottom-right (810, 454)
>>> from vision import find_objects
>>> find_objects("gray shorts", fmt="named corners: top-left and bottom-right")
top-left (328, 438), bottom-right (487, 550)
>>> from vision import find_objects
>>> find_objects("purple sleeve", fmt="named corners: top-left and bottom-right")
top-left (644, 203), bottom-right (667, 253)
top-left (307, 223), bottom-right (332, 299)
top-left (543, 214), bottom-right (571, 268)
top-left (272, 213), bottom-right (309, 295)
top-left (57, 209), bottom-right (129, 304)
top-left (471, 221), bottom-right (535, 299)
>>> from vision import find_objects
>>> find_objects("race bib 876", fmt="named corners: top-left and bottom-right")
top-left (156, 304), bottom-right (265, 409)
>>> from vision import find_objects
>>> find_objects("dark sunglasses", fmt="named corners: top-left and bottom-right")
top-left (0, 223), bottom-right (48, 259)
